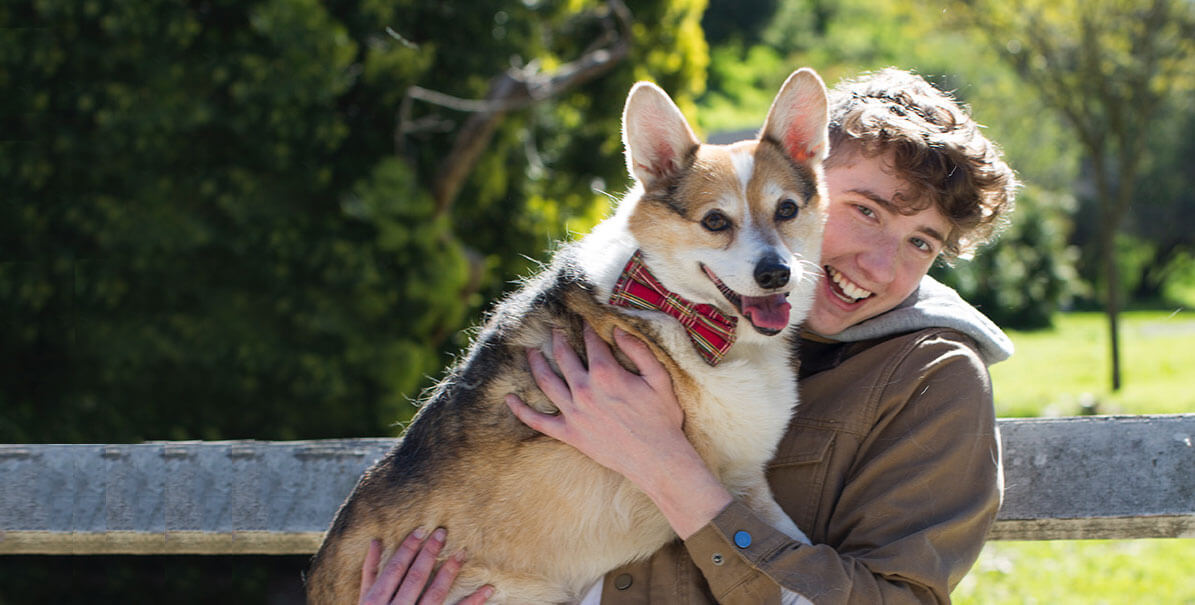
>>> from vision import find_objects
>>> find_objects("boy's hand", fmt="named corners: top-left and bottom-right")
top-left (359, 528), bottom-right (492, 605)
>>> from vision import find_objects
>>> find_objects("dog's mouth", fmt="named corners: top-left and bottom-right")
top-left (700, 264), bottom-right (791, 335)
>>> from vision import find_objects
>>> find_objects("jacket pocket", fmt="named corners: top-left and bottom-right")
top-left (768, 424), bottom-right (833, 467)
top-left (765, 426), bottom-right (835, 541)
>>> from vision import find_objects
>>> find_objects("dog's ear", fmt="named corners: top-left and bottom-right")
top-left (622, 82), bottom-right (701, 188)
top-left (760, 68), bottom-right (829, 165)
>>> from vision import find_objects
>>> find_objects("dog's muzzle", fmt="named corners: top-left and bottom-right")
top-left (754, 254), bottom-right (791, 290)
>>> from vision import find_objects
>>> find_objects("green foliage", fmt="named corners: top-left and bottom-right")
top-left (1159, 251), bottom-right (1195, 307)
top-left (3, 0), bottom-right (385, 442)
top-left (697, 42), bottom-right (788, 133)
top-left (932, 187), bottom-right (1081, 329)
top-left (386, 0), bottom-right (709, 304)
top-left (0, 0), bottom-right (707, 444)
top-left (702, 0), bottom-right (779, 46)
top-left (1121, 99), bottom-right (1195, 301)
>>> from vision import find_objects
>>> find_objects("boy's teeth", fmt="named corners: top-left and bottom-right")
top-left (828, 267), bottom-right (872, 302)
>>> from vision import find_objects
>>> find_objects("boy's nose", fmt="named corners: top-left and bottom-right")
top-left (858, 237), bottom-right (897, 284)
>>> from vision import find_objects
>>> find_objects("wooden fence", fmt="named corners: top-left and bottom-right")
top-left (2, 415), bottom-right (1192, 554)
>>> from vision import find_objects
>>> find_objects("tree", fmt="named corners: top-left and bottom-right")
top-left (0, 0), bottom-right (707, 445)
top-left (1, 0), bottom-right (708, 600)
top-left (943, 0), bottom-right (1195, 390)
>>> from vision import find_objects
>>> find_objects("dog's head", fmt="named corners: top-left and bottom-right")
top-left (620, 69), bottom-right (829, 341)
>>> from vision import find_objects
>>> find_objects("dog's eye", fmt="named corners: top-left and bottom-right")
top-left (701, 211), bottom-right (731, 232)
top-left (775, 199), bottom-right (799, 221)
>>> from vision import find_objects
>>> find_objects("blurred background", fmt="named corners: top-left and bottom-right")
top-left (2, 0), bottom-right (1193, 602)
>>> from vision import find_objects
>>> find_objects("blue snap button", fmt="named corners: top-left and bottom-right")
top-left (734, 530), bottom-right (752, 548)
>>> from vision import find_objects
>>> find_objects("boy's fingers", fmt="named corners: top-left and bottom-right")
top-left (613, 327), bottom-right (671, 391)
top-left (550, 330), bottom-right (588, 389)
top-left (526, 348), bottom-right (573, 409)
top-left (392, 528), bottom-right (446, 603)
top-left (457, 585), bottom-right (495, 605)
top-left (365, 529), bottom-right (426, 604)
top-left (582, 324), bottom-right (617, 369)
top-left (417, 549), bottom-right (467, 605)
top-left (504, 394), bottom-right (566, 439)
top-left (359, 539), bottom-right (382, 597)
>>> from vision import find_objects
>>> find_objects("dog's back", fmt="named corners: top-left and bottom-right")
top-left (307, 69), bottom-right (830, 604)
top-left (307, 255), bottom-right (681, 602)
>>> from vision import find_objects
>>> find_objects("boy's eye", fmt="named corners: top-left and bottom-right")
top-left (775, 199), bottom-right (799, 221)
top-left (855, 204), bottom-right (875, 218)
top-left (701, 210), bottom-right (731, 232)
top-left (911, 237), bottom-right (933, 253)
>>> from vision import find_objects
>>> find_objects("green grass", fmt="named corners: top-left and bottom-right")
top-left (954, 310), bottom-right (1195, 603)
top-left (991, 309), bottom-right (1195, 417)
top-left (954, 540), bottom-right (1195, 604)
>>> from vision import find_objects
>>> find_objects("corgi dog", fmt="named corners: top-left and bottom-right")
top-left (306, 68), bottom-right (829, 604)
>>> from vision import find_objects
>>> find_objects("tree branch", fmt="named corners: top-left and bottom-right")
top-left (396, 0), bottom-right (633, 215)
top-left (392, 0), bottom-right (634, 339)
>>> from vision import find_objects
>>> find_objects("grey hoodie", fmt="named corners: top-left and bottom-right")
top-left (822, 275), bottom-right (1014, 366)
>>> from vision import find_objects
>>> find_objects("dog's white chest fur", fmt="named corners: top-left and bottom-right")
top-left (576, 213), bottom-right (800, 482)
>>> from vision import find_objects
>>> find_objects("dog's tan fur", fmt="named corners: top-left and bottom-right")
top-left (307, 69), bottom-right (829, 604)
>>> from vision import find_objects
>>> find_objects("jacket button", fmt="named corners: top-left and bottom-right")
top-left (614, 573), bottom-right (633, 590)
top-left (734, 530), bottom-right (752, 548)
top-left (712, 553), bottom-right (724, 566)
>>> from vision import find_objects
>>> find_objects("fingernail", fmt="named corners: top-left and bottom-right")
top-left (432, 527), bottom-right (447, 542)
top-left (453, 548), bottom-right (467, 562)
top-left (412, 526), bottom-right (428, 540)
top-left (482, 586), bottom-right (495, 598)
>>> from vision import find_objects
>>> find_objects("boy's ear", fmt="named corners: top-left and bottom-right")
top-left (760, 68), bottom-right (829, 165)
top-left (622, 82), bottom-right (701, 188)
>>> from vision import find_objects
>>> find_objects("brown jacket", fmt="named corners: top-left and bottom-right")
top-left (599, 328), bottom-right (1002, 604)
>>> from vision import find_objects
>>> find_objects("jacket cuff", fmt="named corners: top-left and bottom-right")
top-left (683, 499), bottom-right (794, 604)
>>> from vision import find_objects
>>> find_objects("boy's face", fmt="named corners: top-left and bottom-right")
top-left (805, 152), bottom-right (950, 336)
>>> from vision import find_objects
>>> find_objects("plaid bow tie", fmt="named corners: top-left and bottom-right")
top-left (608, 250), bottom-right (737, 366)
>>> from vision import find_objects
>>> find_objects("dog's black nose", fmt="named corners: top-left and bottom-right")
top-left (754, 255), bottom-right (791, 289)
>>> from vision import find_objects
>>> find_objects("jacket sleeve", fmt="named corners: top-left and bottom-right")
top-left (682, 332), bottom-right (1003, 604)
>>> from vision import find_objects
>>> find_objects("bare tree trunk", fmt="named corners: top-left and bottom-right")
top-left (1101, 225), bottom-right (1122, 391)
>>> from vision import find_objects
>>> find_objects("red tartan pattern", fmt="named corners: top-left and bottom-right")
top-left (608, 250), bottom-right (738, 366)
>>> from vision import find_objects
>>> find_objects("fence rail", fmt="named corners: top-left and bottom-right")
top-left (2, 415), bottom-right (1192, 554)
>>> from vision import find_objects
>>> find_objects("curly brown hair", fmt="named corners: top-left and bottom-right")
top-left (825, 68), bottom-right (1019, 261)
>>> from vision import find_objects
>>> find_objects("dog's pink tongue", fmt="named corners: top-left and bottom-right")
top-left (740, 294), bottom-right (791, 332)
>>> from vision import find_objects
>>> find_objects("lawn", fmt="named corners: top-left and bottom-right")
top-left (954, 539), bottom-right (1195, 604)
top-left (953, 310), bottom-right (1195, 604)
top-left (990, 309), bottom-right (1195, 417)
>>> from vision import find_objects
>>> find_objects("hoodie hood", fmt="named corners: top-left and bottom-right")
top-left (817, 275), bottom-right (1014, 366)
